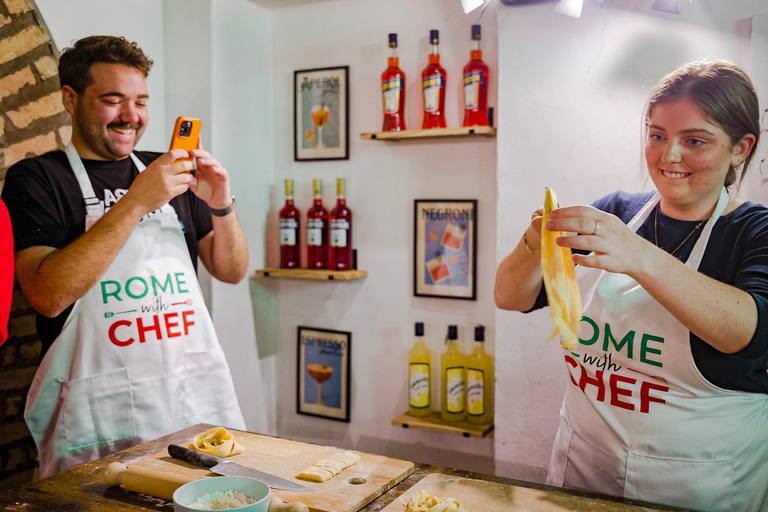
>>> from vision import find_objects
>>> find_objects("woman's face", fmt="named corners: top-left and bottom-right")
top-left (645, 97), bottom-right (748, 219)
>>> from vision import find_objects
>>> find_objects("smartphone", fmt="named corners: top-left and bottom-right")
top-left (169, 116), bottom-right (201, 164)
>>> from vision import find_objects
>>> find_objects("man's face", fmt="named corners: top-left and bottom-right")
top-left (70, 62), bottom-right (149, 160)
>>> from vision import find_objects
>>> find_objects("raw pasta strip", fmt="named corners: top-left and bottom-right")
top-left (189, 427), bottom-right (245, 457)
top-left (405, 490), bottom-right (473, 512)
top-left (540, 187), bottom-right (582, 352)
top-left (295, 451), bottom-right (360, 482)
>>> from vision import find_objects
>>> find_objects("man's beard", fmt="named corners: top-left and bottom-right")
top-left (74, 104), bottom-right (143, 160)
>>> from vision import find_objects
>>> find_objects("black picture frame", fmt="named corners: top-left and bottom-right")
top-left (413, 199), bottom-right (478, 300)
top-left (296, 326), bottom-right (351, 422)
top-left (294, 66), bottom-right (349, 161)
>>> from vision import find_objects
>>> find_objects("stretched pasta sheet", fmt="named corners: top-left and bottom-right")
top-left (541, 187), bottom-right (582, 352)
top-left (189, 426), bottom-right (245, 457)
top-left (406, 490), bottom-right (473, 512)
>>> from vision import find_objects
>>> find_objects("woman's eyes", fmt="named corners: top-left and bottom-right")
top-left (648, 133), bottom-right (664, 143)
top-left (686, 138), bottom-right (706, 147)
top-left (647, 134), bottom-right (706, 147)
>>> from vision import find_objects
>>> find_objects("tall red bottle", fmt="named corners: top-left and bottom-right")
top-left (421, 29), bottom-right (447, 129)
top-left (382, 33), bottom-right (406, 132)
top-left (330, 178), bottom-right (353, 270)
top-left (307, 178), bottom-right (329, 269)
top-left (462, 25), bottom-right (489, 127)
top-left (279, 179), bottom-right (300, 268)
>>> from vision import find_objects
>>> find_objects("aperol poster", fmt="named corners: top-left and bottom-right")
top-left (297, 326), bottom-right (351, 422)
top-left (294, 66), bottom-right (349, 161)
top-left (414, 200), bottom-right (477, 300)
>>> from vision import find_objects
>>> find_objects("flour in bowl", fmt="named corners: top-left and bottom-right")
top-left (189, 489), bottom-right (256, 510)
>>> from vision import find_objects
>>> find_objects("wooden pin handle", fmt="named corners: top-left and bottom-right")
top-left (103, 462), bottom-right (190, 500)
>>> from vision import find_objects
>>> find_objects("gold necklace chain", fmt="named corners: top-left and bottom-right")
top-left (654, 204), bottom-right (707, 257)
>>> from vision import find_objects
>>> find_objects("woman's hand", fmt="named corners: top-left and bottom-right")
top-left (547, 205), bottom-right (656, 276)
top-left (523, 207), bottom-right (545, 252)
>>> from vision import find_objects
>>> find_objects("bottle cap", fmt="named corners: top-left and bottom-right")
top-left (447, 325), bottom-right (457, 340)
top-left (285, 179), bottom-right (294, 197)
top-left (430, 30), bottom-right (439, 44)
top-left (312, 178), bottom-right (322, 197)
top-left (472, 25), bottom-right (481, 41)
top-left (475, 324), bottom-right (485, 342)
top-left (389, 33), bottom-right (398, 48)
top-left (415, 322), bottom-right (424, 336)
top-left (337, 177), bottom-right (346, 197)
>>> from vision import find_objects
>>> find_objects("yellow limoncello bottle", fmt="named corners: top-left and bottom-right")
top-left (441, 325), bottom-right (466, 422)
top-left (408, 322), bottom-right (432, 417)
top-left (466, 325), bottom-right (494, 425)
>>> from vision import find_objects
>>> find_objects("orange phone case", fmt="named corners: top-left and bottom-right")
top-left (169, 116), bottom-right (201, 164)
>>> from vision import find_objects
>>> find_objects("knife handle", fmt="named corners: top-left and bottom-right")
top-left (168, 444), bottom-right (224, 468)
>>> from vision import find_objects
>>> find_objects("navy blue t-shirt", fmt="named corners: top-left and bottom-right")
top-left (528, 190), bottom-right (768, 394)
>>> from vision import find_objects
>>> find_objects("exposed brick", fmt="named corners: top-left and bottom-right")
top-left (0, 67), bottom-right (35, 103)
top-left (8, 314), bottom-right (35, 338)
top-left (5, 445), bottom-right (30, 473)
top-left (58, 124), bottom-right (72, 145)
top-left (1, 343), bottom-right (16, 366)
top-left (7, 91), bottom-right (63, 129)
top-left (5, 0), bottom-right (30, 14)
top-left (0, 116), bottom-right (4, 137)
top-left (1, 131), bottom-right (57, 168)
top-left (0, 366), bottom-right (37, 391)
top-left (18, 340), bottom-right (40, 362)
top-left (33, 55), bottom-right (57, 80)
top-left (10, 289), bottom-right (30, 311)
top-left (0, 25), bottom-right (46, 67)
top-left (0, 14), bottom-right (11, 29)
top-left (4, 394), bottom-right (23, 416)
top-left (0, 420), bottom-right (30, 445)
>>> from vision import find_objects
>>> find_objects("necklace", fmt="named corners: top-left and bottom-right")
top-left (654, 204), bottom-right (707, 257)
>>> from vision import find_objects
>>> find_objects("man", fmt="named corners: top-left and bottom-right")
top-left (3, 36), bottom-right (247, 477)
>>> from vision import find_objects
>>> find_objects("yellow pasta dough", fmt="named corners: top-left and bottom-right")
top-left (295, 450), bottom-right (360, 482)
top-left (189, 427), bottom-right (245, 457)
top-left (541, 187), bottom-right (582, 352)
top-left (405, 490), bottom-right (473, 512)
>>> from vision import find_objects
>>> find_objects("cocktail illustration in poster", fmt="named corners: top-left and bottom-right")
top-left (414, 200), bottom-right (477, 300)
top-left (294, 66), bottom-right (349, 161)
top-left (297, 326), bottom-right (351, 422)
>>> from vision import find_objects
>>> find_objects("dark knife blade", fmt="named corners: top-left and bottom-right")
top-left (168, 444), bottom-right (314, 492)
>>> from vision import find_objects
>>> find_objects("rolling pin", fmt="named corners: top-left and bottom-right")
top-left (103, 462), bottom-right (308, 511)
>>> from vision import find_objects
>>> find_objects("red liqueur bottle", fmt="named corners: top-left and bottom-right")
top-left (382, 33), bottom-right (406, 132)
top-left (307, 178), bottom-right (329, 269)
top-left (330, 178), bottom-right (353, 270)
top-left (462, 25), bottom-right (489, 127)
top-left (421, 29), bottom-right (447, 129)
top-left (279, 179), bottom-right (300, 268)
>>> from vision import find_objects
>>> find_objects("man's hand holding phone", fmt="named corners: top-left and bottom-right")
top-left (122, 150), bottom-right (195, 216)
top-left (188, 139), bottom-right (232, 210)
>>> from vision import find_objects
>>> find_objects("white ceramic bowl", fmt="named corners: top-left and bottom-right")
top-left (173, 476), bottom-right (270, 512)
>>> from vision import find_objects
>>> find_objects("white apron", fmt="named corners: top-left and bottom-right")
top-left (24, 144), bottom-right (245, 478)
top-left (547, 188), bottom-right (768, 512)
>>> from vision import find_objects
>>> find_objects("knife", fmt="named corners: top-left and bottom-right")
top-left (168, 444), bottom-right (314, 493)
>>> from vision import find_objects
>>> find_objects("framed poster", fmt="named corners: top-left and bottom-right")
top-left (297, 326), bottom-right (351, 422)
top-left (414, 199), bottom-right (477, 300)
top-left (294, 66), bottom-right (349, 161)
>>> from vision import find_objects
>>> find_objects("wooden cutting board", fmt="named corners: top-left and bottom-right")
top-left (126, 429), bottom-right (413, 512)
top-left (380, 474), bottom-right (664, 512)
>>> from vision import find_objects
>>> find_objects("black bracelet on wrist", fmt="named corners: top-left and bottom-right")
top-left (211, 195), bottom-right (236, 217)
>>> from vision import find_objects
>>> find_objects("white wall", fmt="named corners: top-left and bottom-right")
top-left (495, 0), bottom-right (768, 483)
top-left (261, 0), bottom-right (499, 474)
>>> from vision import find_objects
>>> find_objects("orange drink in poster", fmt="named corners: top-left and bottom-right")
top-left (426, 255), bottom-right (451, 283)
top-left (440, 223), bottom-right (467, 251)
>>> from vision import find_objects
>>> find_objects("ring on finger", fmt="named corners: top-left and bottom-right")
top-left (591, 220), bottom-right (600, 235)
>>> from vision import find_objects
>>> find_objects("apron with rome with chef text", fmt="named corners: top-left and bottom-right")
top-left (24, 143), bottom-right (245, 477)
top-left (547, 188), bottom-right (768, 512)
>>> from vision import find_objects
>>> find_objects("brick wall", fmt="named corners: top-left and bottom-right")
top-left (0, 0), bottom-right (69, 491)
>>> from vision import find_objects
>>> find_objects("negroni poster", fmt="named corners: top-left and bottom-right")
top-left (294, 67), bottom-right (349, 161)
top-left (414, 200), bottom-right (477, 300)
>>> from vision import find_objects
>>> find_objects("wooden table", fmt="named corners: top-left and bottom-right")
top-left (0, 424), bottom-right (679, 511)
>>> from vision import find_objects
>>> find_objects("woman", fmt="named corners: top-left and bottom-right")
top-left (495, 59), bottom-right (768, 512)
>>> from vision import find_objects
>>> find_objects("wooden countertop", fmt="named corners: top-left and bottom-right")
top-left (0, 424), bottom-right (679, 511)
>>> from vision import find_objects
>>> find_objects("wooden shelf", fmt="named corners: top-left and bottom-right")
top-left (391, 411), bottom-right (493, 438)
top-left (360, 126), bottom-right (496, 141)
top-left (253, 267), bottom-right (367, 281)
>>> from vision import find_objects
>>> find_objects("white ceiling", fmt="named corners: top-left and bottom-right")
top-left (247, 0), bottom-right (338, 10)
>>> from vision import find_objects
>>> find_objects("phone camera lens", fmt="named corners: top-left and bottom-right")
top-left (179, 121), bottom-right (192, 137)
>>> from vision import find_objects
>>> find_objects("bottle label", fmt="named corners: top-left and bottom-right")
top-left (382, 77), bottom-right (403, 115)
top-left (445, 367), bottom-right (465, 413)
top-left (422, 75), bottom-right (444, 113)
top-left (279, 219), bottom-right (298, 246)
top-left (307, 218), bottom-right (324, 246)
top-left (409, 363), bottom-right (430, 408)
top-left (467, 368), bottom-right (485, 416)
top-left (330, 219), bottom-right (349, 247)
top-left (463, 72), bottom-right (483, 109)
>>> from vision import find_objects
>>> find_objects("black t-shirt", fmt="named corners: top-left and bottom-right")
top-left (2, 150), bottom-right (213, 357)
top-left (528, 190), bottom-right (768, 394)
